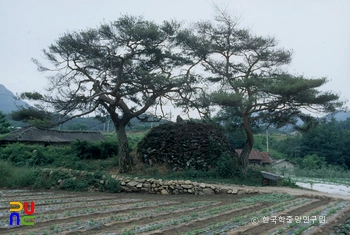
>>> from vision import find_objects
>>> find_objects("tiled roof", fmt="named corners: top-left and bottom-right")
top-left (1, 126), bottom-right (105, 143)
top-left (236, 149), bottom-right (272, 163)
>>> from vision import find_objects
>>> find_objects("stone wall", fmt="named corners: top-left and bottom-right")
top-left (114, 176), bottom-right (259, 195)
top-left (39, 168), bottom-right (260, 195)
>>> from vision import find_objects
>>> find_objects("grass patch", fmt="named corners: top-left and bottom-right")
top-left (0, 160), bottom-right (120, 192)
top-left (0, 160), bottom-right (40, 188)
top-left (293, 166), bottom-right (350, 179)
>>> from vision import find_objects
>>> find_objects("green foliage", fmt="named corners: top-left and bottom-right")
top-left (71, 140), bottom-right (102, 159)
top-left (278, 177), bottom-right (298, 188)
top-left (60, 178), bottom-right (88, 191)
top-left (0, 143), bottom-right (70, 167)
top-left (239, 193), bottom-right (294, 203)
top-left (296, 154), bottom-right (326, 170)
top-left (332, 215), bottom-right (350, 235)
top-left (0, 139), bottom-right (119, 171)
top-left (28, 15), bottom-right (194, 173)
top-left (64, 122), bottom-right (89, 131)
top-left (254, 134), bottom-right (286, 159)
top-left (159, 164), bottom-right (262, 186)
top-left (178, 10), bottom-right (343, 170)
top-left (261, 117), bottom-right (350, 171)
top-left (10, 107), bottom-right (55, 128)
top-left (272, 118), bottom-right (350, 169)
top-left (216, 153), bottom-right (242, 178)
top-left (293, 165), bottom-right (350, 179)
top-left (28, 149), bottom-right (55, 166)
top-left (299, 118), bottom-right (350, 168)
top-left (70, 139), bottom-right (118, 160)
top-left (212, 107), bottom-right (248, 149)
top-left (0, 161), bottom-right (40, 188)
top-left (127, 132), bottom-right (147, 151)
top-left (0, 111), bottom-right (12, 134)
top-left (23, 167), bottom-right (121, 192)
top-left (206, 135), bottom-right (237, 169)
top-left (20, 91), bottom-right (44, 100)
top-left (104, 176), bottom-right (121, 193)
top-left (0, 143), bottom-right (38, 166)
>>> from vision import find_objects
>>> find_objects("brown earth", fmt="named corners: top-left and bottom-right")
top-left (0, 185), bottom-right (349, 235)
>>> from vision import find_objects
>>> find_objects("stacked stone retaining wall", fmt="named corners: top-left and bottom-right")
top-left (114, 176), bottom-right (259, 195)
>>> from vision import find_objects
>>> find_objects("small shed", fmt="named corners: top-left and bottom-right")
top-left (0, 126), bottom-right (105, 146)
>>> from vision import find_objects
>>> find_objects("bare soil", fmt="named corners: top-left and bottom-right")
top-left (0, 185), bottom-right (349, 235)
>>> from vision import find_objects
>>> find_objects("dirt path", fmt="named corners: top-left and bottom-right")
top-left (212, 183), bottom-right (350, 200)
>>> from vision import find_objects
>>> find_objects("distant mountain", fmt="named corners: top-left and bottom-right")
top-left (0, 84), bottom-right (30, 114)
top-left (326, 111), bottom-right (350, 121)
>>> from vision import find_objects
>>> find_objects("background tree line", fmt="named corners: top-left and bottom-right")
top-left (272, 118), bottom-right (350, 169)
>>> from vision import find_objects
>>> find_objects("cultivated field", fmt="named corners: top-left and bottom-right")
top-left (1, 188), bottom-right (350, 235)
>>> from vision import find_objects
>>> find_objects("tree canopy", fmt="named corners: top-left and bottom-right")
top-left (10, 107), bottom-right (54, 129)
top-left (299, 118), bottom-right (350, 168)
top-left (22, 11), bottom-right (344, 172)
top-left (24, 15), bottom-right (196, 172)
top-left (0, 111), bottom-right (12, 134)
top-left (177, 10), bottom-right (344, 169)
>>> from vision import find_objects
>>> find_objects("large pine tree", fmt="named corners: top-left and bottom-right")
top-left (22, 16), bottom-right (196, 172)
top-left (177, 10), bottom-right (344, 169)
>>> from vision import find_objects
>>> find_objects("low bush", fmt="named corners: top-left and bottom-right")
top-left (60, 178), bottom-right (89, 191)
top-left (70, 139), bottom-right (118, 160)
top-left (216, 153), bottom-right (242, 178)
top-left (0, 160), bottom-right (40, 188)
top-left (278, 177), bottom-right (299, 188)
top-left (0, 139), bottom-right (119, 170)
top-left (0, 143), bottom-right (71, 167)
top-left (293, 165), bottom-right (350, 179)
top-left (0, 159), bottom-right (120, 192)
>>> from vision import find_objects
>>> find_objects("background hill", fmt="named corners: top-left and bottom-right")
top-left (2, 84), bottom-right (348, 131)
top-left (0, 84), bottom-right (168, 131)
top-left (0, 84), bottom-right (30, 114)
top-left (326, 111), bottom-right (350, 121)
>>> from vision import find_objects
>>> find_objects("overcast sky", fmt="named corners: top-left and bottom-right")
top-left (1, 0), bottom-right (349, 116)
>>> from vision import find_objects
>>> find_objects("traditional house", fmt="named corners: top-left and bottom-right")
top-left (0, 126), bottom-right (105, 146)
top-left (236, 149), bottom-right (273, 166)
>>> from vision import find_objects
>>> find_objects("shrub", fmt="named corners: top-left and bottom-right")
top-left (105, 177), bottom-right (121, 193)
top-left (60, 178), bottom-right (88, 191)
top-left (28, 149), bottom-right (54, 166)
top-left (100, 139), bottom-right (119, 158)
top-left (216, 153), bottom-right (242, 178)
top-left (0, 143), bottom-right (71, 167)
top-left (0, 160), bottom-right (40, 188)
top-left (32, 168), bottom-right (121, 192)
top-left (278, 177), bottom-right (298, 188)
top-left (71, 140), bottom-right (100, 159)
top-left (293, 164), bottom-right (350, 179)
top-left (70, 139), bottom-right (118, 160)
top-left (0, 143), bottom-right (34, 166)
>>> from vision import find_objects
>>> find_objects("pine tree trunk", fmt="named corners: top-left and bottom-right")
top-left (240, 113), bottom-right (254, 170)
top-left (116, 125), bottom-right (133, 173)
